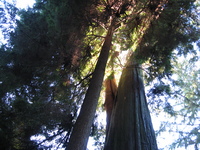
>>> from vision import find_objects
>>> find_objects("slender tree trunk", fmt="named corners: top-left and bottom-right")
top-left (104, 58), bottom-right (158, 150)
top-left (67, 21), bottom-right (115, 150)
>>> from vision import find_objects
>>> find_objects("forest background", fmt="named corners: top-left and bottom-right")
top-left (0, 0), bottom-right (199, 150)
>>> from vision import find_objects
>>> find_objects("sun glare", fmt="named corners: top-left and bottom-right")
top-left (16, 0), bottom-right (35, 9)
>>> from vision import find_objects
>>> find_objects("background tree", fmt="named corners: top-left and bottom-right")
top-left (148, 53), bottom-right (200, 150)
top-left (170, 56), bottom-right (200, 150)
top-left (0, 0), bottom-right (98, 149)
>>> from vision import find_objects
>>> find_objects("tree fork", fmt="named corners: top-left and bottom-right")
top-left (67, 20), bottom-right (115, 150)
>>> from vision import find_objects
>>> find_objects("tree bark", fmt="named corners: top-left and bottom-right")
top-left (67, 22), bottom-right (115, 150)
top-left (104, 60), bottom-right (158, 150)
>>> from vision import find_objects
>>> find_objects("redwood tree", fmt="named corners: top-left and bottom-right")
top-left (67, 21), bottom-right (116, 150)
top-left (104, 57), bottom-right (158, 150)
top-left (0, 0), bottom-right (199, 149)
top-left (104, 0), bottom-right (199, 149)
top-left (68, 0), bottom-right (199, 149)
top-left (67, 0), bottom-right (161, 149)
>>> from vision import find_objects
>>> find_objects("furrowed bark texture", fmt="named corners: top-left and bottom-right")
top-left (104, 62), bottom-right (158, 150)
top-left (67, 25), bottom-right (114, 150)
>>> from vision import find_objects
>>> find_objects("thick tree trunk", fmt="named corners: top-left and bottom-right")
top-left (67, 23), bottom-right (115, 150)
top-left (104, 60), bottom-right (158, 150)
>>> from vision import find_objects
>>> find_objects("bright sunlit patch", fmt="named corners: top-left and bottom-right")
top-left (16, 0), bottom-right (35, 9)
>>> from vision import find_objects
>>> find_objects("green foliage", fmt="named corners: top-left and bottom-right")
top-left (0, 0), bottom-right (199, 149)
top-left (134, 0), bottom-right (199, 81)
top-left (149, 83), bottom-right (171, 96)
top-left (0, 0), bottom-right (97, 149)
top-left (0, 0), bottom-right (18, 42)
top-left (148, 54), bottom-right (200, 149)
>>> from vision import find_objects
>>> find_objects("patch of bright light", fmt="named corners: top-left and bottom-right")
top-left (16, 0), bottom-right (35, 9)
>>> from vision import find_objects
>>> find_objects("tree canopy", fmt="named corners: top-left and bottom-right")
top-left (0, 0), bottom-right (199, 149)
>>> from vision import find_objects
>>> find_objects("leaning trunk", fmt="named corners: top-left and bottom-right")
top-left (104, 58), bottom-right (158, 150)
top-left (67, 22), bottom-right (115, 150)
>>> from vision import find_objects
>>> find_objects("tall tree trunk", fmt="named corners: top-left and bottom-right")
top-left (67, 21), bottom-right (115, 150)
top-left (104, 58), bottom-right (158, 150)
